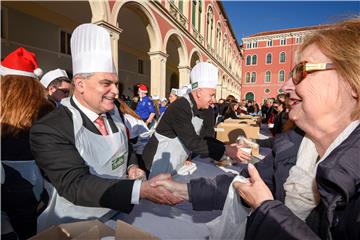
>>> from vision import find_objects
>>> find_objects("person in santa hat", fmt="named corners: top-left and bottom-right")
top-left (135, 84), bottom-right (156, 126)
top-left (1, 47), bottom-right (53, 239)
top-left (0, 47), bottom-right (43, 78)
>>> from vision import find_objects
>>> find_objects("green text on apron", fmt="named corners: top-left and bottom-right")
top-left (149, 94), bottom-right (203, 178)
top-left (37, 97), bottom-right (128, 232)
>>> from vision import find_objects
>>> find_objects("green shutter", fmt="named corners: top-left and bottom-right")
top-left (192, 1), bottom-right (196, 27)
top-left (179, 0), bottom-right (183, 13)
top-left (198, 0), bottom-right (202, 31)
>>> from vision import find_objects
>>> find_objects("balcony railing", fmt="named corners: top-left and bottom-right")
top-left (169, 1), bottom-right (188, 29)
top-left (191, 25), bottom-right (204, 45)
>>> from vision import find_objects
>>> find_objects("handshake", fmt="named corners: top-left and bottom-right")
top-left (139, 173), bottom-right (189, 205)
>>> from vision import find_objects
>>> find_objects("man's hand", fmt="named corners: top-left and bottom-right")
top-left (128, 165), bottom-right (146, 180)
top-left (225, 143), bottom-right (252, 163)
top-left (146, 113), bottom-right (156, 126)
top-left (233, 163), bottom-right (273, 209)
top-left (140, 174), bottom-right (185, 205)
top-left (150, 176), bottom-right (189, 201)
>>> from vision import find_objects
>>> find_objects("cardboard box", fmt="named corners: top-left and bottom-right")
top-left (215, 122), bottom-right (260, 143)
top-left (224, 118), bottom-right (259, 126)
top-left (30, 219), bottom-right (159, 240)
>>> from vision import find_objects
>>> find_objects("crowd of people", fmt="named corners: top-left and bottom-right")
top-left (1, 16), bottom-right (359, 240)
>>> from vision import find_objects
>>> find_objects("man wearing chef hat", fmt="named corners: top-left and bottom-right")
top-left (143, 62), bottom-right (252, 178)
top-left (30, 23), bottom-right (183, 231)
top-left (40, 68), bottom-right (71, 107)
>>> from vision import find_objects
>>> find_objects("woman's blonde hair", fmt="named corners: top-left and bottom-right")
top-left (298, 16), bottom-right (360, 119)
top-left (1, 75), bottom-right (54, 136)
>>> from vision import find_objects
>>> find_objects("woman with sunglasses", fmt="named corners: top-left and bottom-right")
top-left (152, 17), bottom-right (360, 239)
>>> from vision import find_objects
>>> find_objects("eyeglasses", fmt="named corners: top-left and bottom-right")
top-left (289, 61), bottom-right (335, 85)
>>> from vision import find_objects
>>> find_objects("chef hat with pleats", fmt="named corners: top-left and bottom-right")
top-left (190, 62), bottom-right (218, 89)
top-left (71, 23), bottom-right (116, 75)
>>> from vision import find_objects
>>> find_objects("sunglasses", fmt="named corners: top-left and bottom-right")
top-left (289, 61), bottom-right (335, 85)
top-left (56, 88), bottom-right (70, 95)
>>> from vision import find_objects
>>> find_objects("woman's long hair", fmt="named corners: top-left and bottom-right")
top-left (116, 98), bottom-right (142, 120)
top-left (1, 75), bottom-right (54, 136)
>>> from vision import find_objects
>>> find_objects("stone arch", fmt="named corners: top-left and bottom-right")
top-left (163, 29), bottom-right (188, 66)
top-left (189, 48), bottom-right (203, 67)
top-left (110, 0), bottom-right (162, 52)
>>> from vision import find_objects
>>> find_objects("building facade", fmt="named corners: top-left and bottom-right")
top-left (241, 26), bottom-right (319, 104)
top-left (1, 0), bottom-right (243, 100)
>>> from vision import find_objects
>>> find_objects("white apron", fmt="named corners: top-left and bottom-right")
top-left (124, 113), bottom-right (150, 155)
top-left (37, 98), bottom-right (128, 232)
top-left (149, 94), bottom-right (203, 178)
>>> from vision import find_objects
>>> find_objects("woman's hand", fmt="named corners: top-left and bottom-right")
top-left (233, 163), bottom-right (274, 209)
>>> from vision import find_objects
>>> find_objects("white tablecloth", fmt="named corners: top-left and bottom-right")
top-left (106, 126), bottom-right (273, 239)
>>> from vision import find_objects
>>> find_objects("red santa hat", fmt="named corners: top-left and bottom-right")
top-left (138, 84), bottom-right (148, 93)
top-left (0, 47), bottom-right (43, 78)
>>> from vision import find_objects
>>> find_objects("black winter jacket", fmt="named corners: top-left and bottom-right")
top-left (189, 126), bottom-right (360, 239)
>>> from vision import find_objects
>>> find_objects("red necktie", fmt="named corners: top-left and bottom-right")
top-left (95, 116), bottom-right (108, 136)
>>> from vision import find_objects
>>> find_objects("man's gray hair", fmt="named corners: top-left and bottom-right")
top-left (73, 73), bottom-right (95, 80)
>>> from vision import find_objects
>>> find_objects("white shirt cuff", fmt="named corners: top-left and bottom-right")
top-left (131, 179), bottom-right (142, 204)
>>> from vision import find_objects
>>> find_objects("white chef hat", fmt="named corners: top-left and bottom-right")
top-left (190, 62), bottom-right (218, 89)
top-left (40, 68), bottom-right (69, 88)
top-left (71, 23), bottom-right (116, 75)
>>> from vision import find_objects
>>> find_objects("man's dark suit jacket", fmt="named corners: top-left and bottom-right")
top-left (30, 98), bottom-right (136, 213)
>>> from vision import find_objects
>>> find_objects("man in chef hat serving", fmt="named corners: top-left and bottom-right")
top-left (30, 23), bottom-right (183, 231)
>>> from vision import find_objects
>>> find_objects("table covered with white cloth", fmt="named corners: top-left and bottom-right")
top-left (105, 144), bottom-right (271, 239)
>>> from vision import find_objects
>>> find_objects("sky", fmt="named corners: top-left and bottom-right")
top-left (222, 1), bottom-right (360, 43)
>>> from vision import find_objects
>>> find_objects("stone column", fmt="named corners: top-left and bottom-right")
top-left (178, 65), bottom-right (191, 88)
top-left (94, 21), bottom-right (122, 72)
top-left (216, 84), bottom-right (222, 100)
top-left (148, 51), bottom-right (168, 98)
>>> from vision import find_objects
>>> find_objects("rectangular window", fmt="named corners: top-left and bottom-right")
top-left (280, 38), bottom-right (286, 45)
top-left (296, 36), bottom-right (302, 44)
top-left (245, 73), bottom-right (250, 83)
top-left (60, 30), bottom-right (71, 55)
top-left (252, 41), bottom-right (257, 48)
top-left (246, 43), bottom-right (251, 49)
top-left (265, 71), bottom-right (271, 83)
top-left (251, 72), bottom-right (256, 83)
top-left (138, 59), bottom-right (144, 74)
top-left (267, 40), bottom-right (272, 47)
